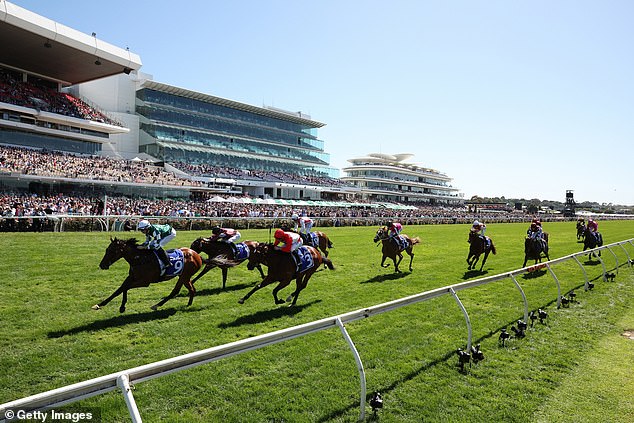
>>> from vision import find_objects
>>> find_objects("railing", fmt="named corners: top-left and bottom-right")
top-left (1, 239), bottom-right (633, 422)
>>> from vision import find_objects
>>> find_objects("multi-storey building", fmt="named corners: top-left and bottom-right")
top-left (341, 153), bottom-right (462, 205)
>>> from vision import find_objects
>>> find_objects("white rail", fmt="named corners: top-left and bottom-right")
top-left (1, 239), bottom-right (632, 422)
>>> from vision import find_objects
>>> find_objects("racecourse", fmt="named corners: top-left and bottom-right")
top-left (1, 220), bottom-right (634, 422)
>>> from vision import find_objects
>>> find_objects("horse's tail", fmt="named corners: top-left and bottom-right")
top-left (322, 257), bottom-right (335, 270)
top-left (327, 238), bottom-right (333, 248)
top-left (410, 236), bottom-right (421, 245)
top-left (206, 255), bottom-right (239, 268)
top-left (491, 242), bottom-right (497, 255)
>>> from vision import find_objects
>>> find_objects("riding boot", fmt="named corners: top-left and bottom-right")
top-left (157, 247), bottom-right (171, 268)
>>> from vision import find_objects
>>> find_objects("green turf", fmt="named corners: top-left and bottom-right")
top-left (1, 220), bottom-right (633, 422)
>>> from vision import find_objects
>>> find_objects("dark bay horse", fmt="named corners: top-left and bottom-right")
top-left (583, 229), bottom-right (603, 257)
top-left (280, 224), bottom-right (334, 257)
top-left (576, 222), bottom-right (586, 241)
top-left (373, 227), bottom-right (421, 273)
top-left (522, 233), bottom-right (550, 268)
top-left (189, 238), bottom-right (264, 289)
top-left (467, 231), bottom-right (497, 271)
top-left (239, 243), bottom-right (334, 306)
top-left (95, 237), bottom-right (215, 312)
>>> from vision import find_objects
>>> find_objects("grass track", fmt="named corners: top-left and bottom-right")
top-left (1, 220), bottom-right (634, 422)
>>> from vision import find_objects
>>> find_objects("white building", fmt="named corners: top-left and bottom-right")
top-left (341, 153), bottom-right (463, 205)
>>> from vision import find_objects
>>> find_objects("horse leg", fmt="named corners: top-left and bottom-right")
top-left (92, 276), bottom-right (132, 312)
top-left (256, 264), bottom-right (265, 279)
top-left (151, 277), bottom-right (186, 310)
top-left (394, 253), bottom-right (404, 273)
top-left (406, 249), bottom-right (415, 272)
top-left (221, 267), bottom-right (228, 290)
top-left (190, 263), bottom-right (214, 285)
top-left (380, 255), bottom-right (390, 268)
top-left (288, 274), bottom-right (311, 306)
top-left (272, 279), bottom-right (292, 304)
top-left (479, 252), bottom-right (489, 271)
top-left (238, 276), bottom-right (273, 304)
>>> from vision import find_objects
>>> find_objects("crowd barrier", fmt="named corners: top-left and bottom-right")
top-left (1, 238), bottom-right (632, 422)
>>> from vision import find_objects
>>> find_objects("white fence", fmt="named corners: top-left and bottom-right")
top-left (1, 239), bottom-right (633, 422)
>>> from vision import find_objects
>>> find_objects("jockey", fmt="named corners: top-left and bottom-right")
top-left (137, 219), bottom-right (175, 268)
top-left (587, 218), bottom-right (599, 243)
top-left (526, 218), bottom-right (543, 238)
top-left (273, 229), bottom-right (303, 253)
top-left (210, 226), bottom-right (241, 244)
top-left (291, 214), bottom-right (314, 234)
top-left (386, 221), bottom-right (402, 239)
top-left (469, 220), bottom-right (486, 242)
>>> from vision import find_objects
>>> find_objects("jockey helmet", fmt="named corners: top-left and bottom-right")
top-left (274, 229), bottom-right (285, 239)
top-left (473, 220), bottom-right (481, 227)
top-left (137, 219), bottom-right (150, 230)
top-left (530, 223), bottom-right (538, 230)
top-left (211, 226), bottom-right (221, 235)
top-left (291, 214), bottom-right (299, 221)
top-left (386, 221), bottom-right (393, 228)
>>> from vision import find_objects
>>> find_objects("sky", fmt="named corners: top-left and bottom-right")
top-left (11, 0), bottom-right (634, 206)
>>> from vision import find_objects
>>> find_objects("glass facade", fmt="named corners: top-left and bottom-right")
top-left (136, 88), bottom-right (336, 177)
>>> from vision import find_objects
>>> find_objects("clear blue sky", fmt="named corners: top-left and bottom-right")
top-left (12, 0), bottom-right (634, 205)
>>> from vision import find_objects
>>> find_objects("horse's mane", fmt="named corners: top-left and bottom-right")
top-left (112, 237), bottom-right (141, 247)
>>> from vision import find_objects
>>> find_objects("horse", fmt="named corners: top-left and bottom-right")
top-left (583, 228), bottom-right (603, 257)
top-left (94, 237), bottom-right (222, 312)
top-left (189, 237), bottom-right (264, 289)
top-left (373, 227), bottom-right (421, 273)
top-left (576, 222), bottom-right (586, 241)
top-left (239, 243), bottom-right (334, 306)
top-left (522, 233), bottom-right (550, 268)
top-left (466, 231), bottom-right (497, 271)
top-left (280, 223), bottom-right (334, 257)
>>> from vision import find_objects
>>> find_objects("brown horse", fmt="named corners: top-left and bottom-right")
top-left (239, 243), bottom-right (334, 306)
top-left (373, 227), bottom-right (421, 272)
top-left (95, 237), bottom-right (218, 312)
top-left (189, 238), bottom-right (264, 289)
top-left (280, 224), bottom-right (334, 257)
top-left (466, 231), bottom-right (497, 271)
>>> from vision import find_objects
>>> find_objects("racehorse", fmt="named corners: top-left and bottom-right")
top-left (239, 243), bottom-right (334, 306)
top-left (466, 231), bottom-right (497, 271)
top-left (522, 233), bottom-right (550, 268)
top-left (280, 224), bottom-right (334, 257)
top-left (583, 228), bottom-right (603, 257)
top-left (373, 227), bottom-right (421, 273)
top-left (95, 237), bottom-right (221, 312)
top-left (576, 222), bottom-right (586, 241)
top-left (189, 237), bottom-right (264, 289)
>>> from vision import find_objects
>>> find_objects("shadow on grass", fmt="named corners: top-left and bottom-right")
top-left (317, 277), bottom-right (606, 422)
top-left (462, 269), bottom-right (490, 280)
top-left (521, 269), bottom-right (548, 279)
top-left (361, 272), bottom-right (411, 284)
top-left (218, 300), bottom-right (321, 328)
top-left (47, 308), bottom-right (177, 338)
top-left (194, 281), bottom-right (255, 297)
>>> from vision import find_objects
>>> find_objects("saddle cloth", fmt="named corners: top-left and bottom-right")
top-left (234, 242), bottom-right (250, 260)
top-left (390, 235), bottom-right (408, 250)
top-left (293, 246), bottom-right (315, 273)
top-left (155, 249), bottom-right (184, 277)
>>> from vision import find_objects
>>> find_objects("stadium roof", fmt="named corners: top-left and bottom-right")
top-left (141, 80), bottom-right (326, 128)
top-left (0, 1), bottom-right (142, 85)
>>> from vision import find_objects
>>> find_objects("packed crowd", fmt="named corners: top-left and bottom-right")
top-left (0, 67), bottom-right (122, 126)
top-left (0, 145), bottom-right (203, 187)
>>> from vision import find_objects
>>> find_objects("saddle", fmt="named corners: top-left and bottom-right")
top-left (390, 235), bottom-right (407, 250)
top-left (233, 242), bottom-right (250, 260)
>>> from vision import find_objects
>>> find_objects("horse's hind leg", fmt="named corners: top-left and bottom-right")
top-left (407, 250), bottom-right (415, 272)
top-left (479, 252), bottom-right (489, 271)
top-left (394, 253), bottom-right (404, 273)
top-left (221, 268), bottom-right (229, 290)
top-left (151, 278), bottom-right (186, 310)
top-left (288, 275), bottom-right (310, 306)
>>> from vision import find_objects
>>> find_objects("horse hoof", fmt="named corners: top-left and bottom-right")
top-left (91, 304), bottom-right (100, 310)
top-left (150, 305), bottom-right (158, 311)
top-left (275, 299), bottom-right (285, 305)
top-left (238, 299), bottom-right (245, 304)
